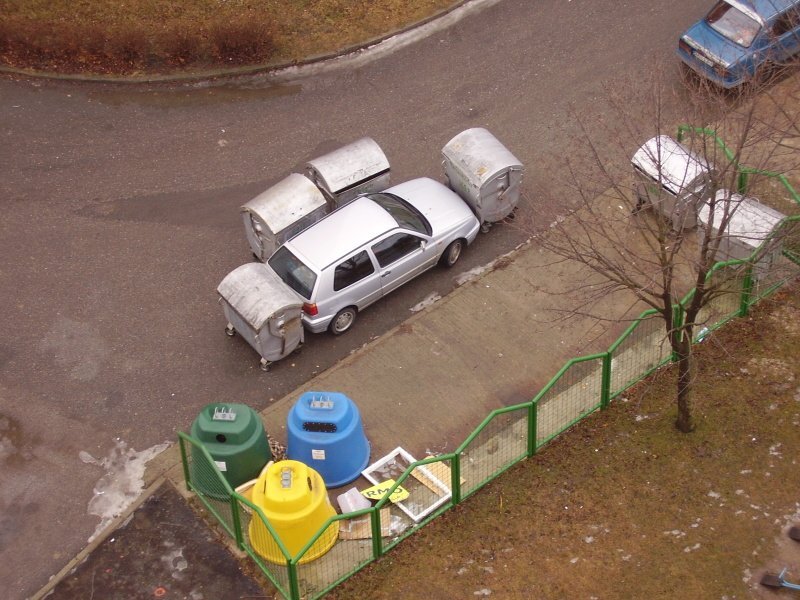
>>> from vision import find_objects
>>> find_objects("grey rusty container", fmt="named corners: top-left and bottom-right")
top-left (241, 173), bottom-right (328, 261)
top-left (631, 135), bottom-right (715, 232)
top-left (218, 263), bottom-right (304, 370)
top-left (305, 137), bottom-right (390, 207)
top-left (441, 127), bottom-right (524, 229)
top-left (698, 191), bottom-right (787, 280)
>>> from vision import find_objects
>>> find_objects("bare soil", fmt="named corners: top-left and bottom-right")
top-left (330, 283), bottom-right (800, 599)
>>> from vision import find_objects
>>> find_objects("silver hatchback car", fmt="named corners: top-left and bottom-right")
top-left (266, 177), bottom-right (481, 334)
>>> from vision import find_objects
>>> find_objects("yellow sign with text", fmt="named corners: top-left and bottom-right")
top-left (360, 480), bottom-right (409, 503)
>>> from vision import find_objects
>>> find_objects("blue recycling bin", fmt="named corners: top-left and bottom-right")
top-left (287, 392), bottom-right (370, 488)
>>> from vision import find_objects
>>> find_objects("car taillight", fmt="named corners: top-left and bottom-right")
top-left (302, 303), bottom-right (318, 316)
top-left (678, 38), bottom-right (692, 54)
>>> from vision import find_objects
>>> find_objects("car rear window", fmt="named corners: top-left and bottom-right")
top-left (706, 1), bottom-right (761, 47)
top-left (268, 246), bottom-right (317, 300)
top-left (369, 193), bottom-right (432, 236)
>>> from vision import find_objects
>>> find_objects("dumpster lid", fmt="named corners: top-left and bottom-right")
top-left (631, 135), bottom-right (712, 196)
top-left (217, 263), bottom-right (302, 330)
top-left (699, 190), bottom-right (786, 250)
top-left (241, 173), bottom-right (326, 233)
top-left (305, 137), bottom-right (390, 195)
top-left (441, 127), bottom-right (523, 186)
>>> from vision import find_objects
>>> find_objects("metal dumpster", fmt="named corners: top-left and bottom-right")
top-left (241, 173), bottom-right (329, 262)
top-left (217, 263), bottom-right (304, 370)
top-left (698, 190), bottom-right (787, 280)
top-left (441, 127), bottom-right (524, 230)
top-left (631, 135), bottom-right (715, 232)
top-left (305, 137), bottom-right (390, 207)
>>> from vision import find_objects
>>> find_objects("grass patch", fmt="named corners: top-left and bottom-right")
top-left (0, 0), bottom-right (458, 75)
top-left (329, 283), bottom-right (800, 599)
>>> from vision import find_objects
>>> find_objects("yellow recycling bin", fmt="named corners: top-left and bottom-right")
top-left (248, 460), bottom-right (339, 564)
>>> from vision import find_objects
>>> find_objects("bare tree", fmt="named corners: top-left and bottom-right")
top-left (528, 63), bottom-right (800, 432)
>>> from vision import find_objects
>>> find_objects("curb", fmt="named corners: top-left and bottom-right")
top-left (0, 1), bottom-right (472, 85)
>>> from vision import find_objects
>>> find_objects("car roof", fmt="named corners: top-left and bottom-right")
top-left (729, 0), bottom-right (799, 22)
top-left (287, 196), bottom-right (398, 269)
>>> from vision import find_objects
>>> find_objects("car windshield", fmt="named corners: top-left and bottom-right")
top-left (268, 246), bottom-right (317, 300)
top-left (706, 0), bottom-right (761, 47)
top-left (369, 193), bottom-right (432, 236)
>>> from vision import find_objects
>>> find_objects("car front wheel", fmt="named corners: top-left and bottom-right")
top-left (440, 239), bottom-right (464, 268)
top-left (329, 307), bottom-right (357, 335)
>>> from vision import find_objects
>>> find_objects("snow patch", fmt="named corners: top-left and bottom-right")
top-left (410, 292), bottom-right (442, 313)
top-left (81, 438), bottom-right (171, 542)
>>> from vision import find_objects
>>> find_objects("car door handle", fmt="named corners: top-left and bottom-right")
top-left (381, 270), bottom-right (391, 277)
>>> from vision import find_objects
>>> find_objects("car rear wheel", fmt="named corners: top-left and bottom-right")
top-left (329, 307), bottom-right (357, 335)
top-left (440, 239), bottom-right (464, 268)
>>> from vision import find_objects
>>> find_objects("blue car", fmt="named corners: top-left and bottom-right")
top-left (677, 0), bottom-right (800, 88)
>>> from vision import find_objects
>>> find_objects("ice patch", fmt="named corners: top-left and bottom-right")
top-left (81, 438), bottom-right (171, 542)
top-left (456, 264), bottom-right (493, 286)
top-left (161, 546), bottom-right (189, 580)
top-left (410, 292), bottom-right (442, 313)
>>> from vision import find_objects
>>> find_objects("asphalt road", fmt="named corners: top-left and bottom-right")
top-left (0, 0), bottom-right (708, 597)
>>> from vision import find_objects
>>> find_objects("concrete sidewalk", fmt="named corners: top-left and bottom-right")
top-left (39, 218), bottom-right (646, 598)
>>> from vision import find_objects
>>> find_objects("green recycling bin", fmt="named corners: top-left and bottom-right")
top-left (190, 403), bottom-right (272, 499)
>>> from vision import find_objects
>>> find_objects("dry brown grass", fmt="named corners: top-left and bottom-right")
top-left (329, 283), bottom-right (800, 599)
top-left (0, 0), bottom-right (457, 75)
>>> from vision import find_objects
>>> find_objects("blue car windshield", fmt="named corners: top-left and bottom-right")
top-left (706, 1), bottom-right (761, 47)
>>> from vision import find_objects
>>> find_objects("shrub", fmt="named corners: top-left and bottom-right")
top-left (105, 25), bottom-right (149, 68)
top-left (158, 24), bottom-right (208, 66)
top-left (209, 16), bottom-right (276, 64)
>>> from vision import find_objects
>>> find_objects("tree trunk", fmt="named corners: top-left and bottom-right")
top-left (674, 332), bottom-right (695, 433)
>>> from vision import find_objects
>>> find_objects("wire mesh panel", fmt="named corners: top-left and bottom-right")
top-left (751, 252), bottom-right (800, 303)
top-left (237, 500), bottom-right (293, 599)
top-left (293, 517), bottom-right (371, 600)
top-left (535, 357), bottom-right (603, 448)
top-left (178, 434), bottom-right (239, 540)
top-left (376, 493), bottom-right (424, 554)
top-left (609, 312), bottom-right (670, 398)
top-left (693, 265), bottom-right (744, 336)
top-left (458, 406), bottom-right (529, 499)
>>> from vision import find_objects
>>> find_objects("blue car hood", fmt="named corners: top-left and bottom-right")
top-left (683, 19), bottom-right (753, 66)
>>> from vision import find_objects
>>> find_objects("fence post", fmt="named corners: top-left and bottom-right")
top-left (600, 352), bottom-right (612, 410)
top-left (288, 560), bottom-right (301, 600)
top-left (737, 170), bottom-right (749, 194)
top-left (451, 452), bottom-right (462, 504)
top-left (527, 401), bottom-right (538, 457)
top-left (370, 507), bottom-right (384, 559)
top-left (229, 496), bottom-right (244, 549)
top-left (739, 263), bottom-right (754, 317)
top-left (178, 435), bottom-right (191, 488)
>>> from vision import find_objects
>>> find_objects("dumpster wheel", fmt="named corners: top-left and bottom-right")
top-left (260, 358), bottom-right (271, 372)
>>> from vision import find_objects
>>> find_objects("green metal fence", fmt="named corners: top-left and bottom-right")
top-left (179, 139), bottom-right (800, 599)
